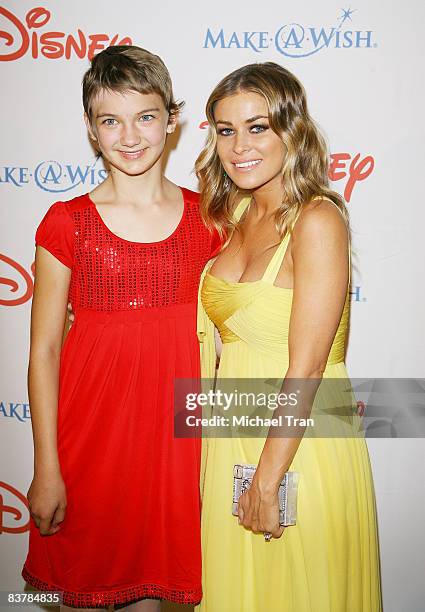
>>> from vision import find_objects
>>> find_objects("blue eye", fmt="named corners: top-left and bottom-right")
top-left (217, 128), bottom-right (234, 136)
top-left (103, 118), bottom-right (117, 126)
top-left (250, 124), bottom-right (268, 133)
top-left (140, 114), bottom-right (154, 122)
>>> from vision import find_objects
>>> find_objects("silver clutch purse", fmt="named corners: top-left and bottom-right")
top-left (232, 464), bottom-right (299, 526)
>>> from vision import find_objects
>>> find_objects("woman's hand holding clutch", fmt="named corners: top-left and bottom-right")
top-left (237, 474), bottom-right (285, 541)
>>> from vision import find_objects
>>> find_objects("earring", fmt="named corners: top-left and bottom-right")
top-left (223, 171), bottom-right (230, 189)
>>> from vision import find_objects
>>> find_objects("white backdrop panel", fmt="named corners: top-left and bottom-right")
top-left (1, 1), bottom-right (424, 610)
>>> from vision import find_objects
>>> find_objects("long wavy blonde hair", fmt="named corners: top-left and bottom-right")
top-left (195, 62), bottom-right (348, 239)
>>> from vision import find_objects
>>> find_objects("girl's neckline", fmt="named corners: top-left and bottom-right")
top-left (85, 186), bottom-right (187, 246)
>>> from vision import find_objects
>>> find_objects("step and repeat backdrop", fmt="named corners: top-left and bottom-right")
top-left (1, 1), bottom-right (424, 610)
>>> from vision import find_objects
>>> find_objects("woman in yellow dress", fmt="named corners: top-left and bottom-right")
top-left (195, 63), bottom-right (382, 611)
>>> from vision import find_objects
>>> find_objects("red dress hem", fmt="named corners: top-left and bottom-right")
top-left (22, 566), bottom-right (202, 607)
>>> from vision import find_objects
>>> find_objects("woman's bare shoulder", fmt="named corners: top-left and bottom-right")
top-left (294, 198), bottom-right (348, 248)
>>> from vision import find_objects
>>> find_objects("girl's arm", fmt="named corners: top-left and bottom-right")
top-left (238, 201), bottom-right (349, 537)
top-left (27, 246), bottom-right (71, 536)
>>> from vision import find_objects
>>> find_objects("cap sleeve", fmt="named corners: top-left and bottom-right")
top-left (35, 201), bottom-right (74, 268)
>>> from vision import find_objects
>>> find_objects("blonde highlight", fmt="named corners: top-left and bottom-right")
top-left (195, 62), bottom-right (348, 239)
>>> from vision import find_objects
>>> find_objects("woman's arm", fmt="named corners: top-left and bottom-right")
top-left (238, 201), bottom-right (349, 537)
top-left (27, 246), bottom-right (71, 535)
top-left (214, 326), bottom-right (222, 360)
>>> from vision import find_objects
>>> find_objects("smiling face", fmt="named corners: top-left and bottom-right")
top-left (86, 89), bottom-right (175, 177)
top-left (214, 90), bottom-right (286, 194)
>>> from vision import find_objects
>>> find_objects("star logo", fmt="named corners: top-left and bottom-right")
top-left (340, 7), bottom-right (356, 25)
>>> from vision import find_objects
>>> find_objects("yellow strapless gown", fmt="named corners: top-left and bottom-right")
top-left (196, 198), bottom-right (382, 611)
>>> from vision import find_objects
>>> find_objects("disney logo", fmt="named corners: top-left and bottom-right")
top-left (0, 254), bottom-right (34, 306)
top-left (329, 153), bottom-right (374, 203)
top-left (0, 6), bottom-right (132, 61)
top-left (0, 481), bottom-right (30, 534)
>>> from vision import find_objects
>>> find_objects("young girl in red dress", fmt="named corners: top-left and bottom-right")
top-left (22, 45), bottom-right (219, 611)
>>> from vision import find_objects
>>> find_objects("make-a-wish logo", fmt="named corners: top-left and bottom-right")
top-left (0, 6), bottom-right (132, 61)
top-left (0, 482), bottom-right (29, 534)
top-left (204, 8), bottom-right (375, 57)
top-left (350, 285), bottom-right (367, 303)
top-left (0, 157), bottom-right (107, 193)
top-left (0, 401), bottom-right (31, 423)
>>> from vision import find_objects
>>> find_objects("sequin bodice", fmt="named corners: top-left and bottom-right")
top-left (36, 189), bottom-right (217, 312)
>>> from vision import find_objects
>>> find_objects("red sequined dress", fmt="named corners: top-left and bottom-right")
top-left (22, 188), bottom-right (219, 607)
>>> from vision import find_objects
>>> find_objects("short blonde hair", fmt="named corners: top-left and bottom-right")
top-left (82, 45), bottom-right (183, 123)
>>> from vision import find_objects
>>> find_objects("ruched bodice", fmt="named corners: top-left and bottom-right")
top-left (201, 196), bottom-right (349, 367)
top-left (202, 267), bottom-right (349, 367)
